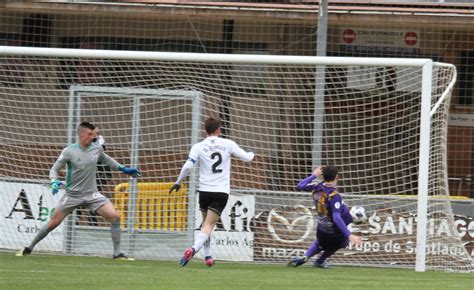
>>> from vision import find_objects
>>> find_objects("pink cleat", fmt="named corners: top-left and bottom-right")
top-left (205, 256), bottom-right (215, 267)
top-left (179, 247), bottom-right (195, 267)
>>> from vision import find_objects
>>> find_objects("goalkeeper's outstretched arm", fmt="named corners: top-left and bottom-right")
top-left (99, 151), bottom-right (141, 177)
top-left (98, 152), bottom-right (121, 171)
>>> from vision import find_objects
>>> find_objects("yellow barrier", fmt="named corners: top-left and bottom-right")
top-left (114, 182), bottom-right (187, 231)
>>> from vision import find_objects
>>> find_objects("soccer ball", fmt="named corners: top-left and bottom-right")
top-left (350, 206), bottom-right (367, 224)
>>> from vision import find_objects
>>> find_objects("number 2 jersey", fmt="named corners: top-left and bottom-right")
top-left (188, 136), bottom-right (254, 194)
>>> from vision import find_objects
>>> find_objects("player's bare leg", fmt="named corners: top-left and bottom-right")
top-left (180, 209), bottom-right (219, 267)
top-left (97, 201), bottom-right (134, 261)
top-left (17, 207), bottom-right (69, 256)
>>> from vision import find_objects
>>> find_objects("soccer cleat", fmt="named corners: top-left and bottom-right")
top-left (204, 256), bottom-right (215, 267)
top-left (179, 247), bottom-right (195, 267)
top-left (287, 256), bottom-right (308, 267)
top-left (314, 261), bottom-right (330, 269)
top-left (113, 253), bottom-right (135, 261)
top-left (16, 247), bottom-right (32, 257)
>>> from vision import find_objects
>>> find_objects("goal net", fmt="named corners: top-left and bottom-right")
top-left (0, 46), bottom-right (471, 272)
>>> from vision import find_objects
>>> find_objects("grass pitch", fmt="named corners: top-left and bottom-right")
top-left (0, 252), bottom-right (471, 290)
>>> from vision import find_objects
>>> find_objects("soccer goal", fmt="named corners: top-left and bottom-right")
top-left (0, 46), bottom-right (471, 272)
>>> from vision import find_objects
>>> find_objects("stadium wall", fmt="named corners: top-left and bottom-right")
top-left (0, 2), bottom-right (473, 197)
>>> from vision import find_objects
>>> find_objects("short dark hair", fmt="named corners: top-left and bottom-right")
top-left (322, 165), bottom-right (339, 182)
top-left (204, 117), bottom-right (220, 135)
top-left (78, 121), bottom-right (95, 131)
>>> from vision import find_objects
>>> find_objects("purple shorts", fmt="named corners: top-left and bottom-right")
top-left (316, 226), bottom-right (349, 252)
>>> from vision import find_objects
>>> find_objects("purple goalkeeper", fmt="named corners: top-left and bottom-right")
top-left (288, 165), bottom-right (362, 268)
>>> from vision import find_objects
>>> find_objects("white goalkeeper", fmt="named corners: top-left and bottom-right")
top-left (16, 122), bottom-right (140, 260)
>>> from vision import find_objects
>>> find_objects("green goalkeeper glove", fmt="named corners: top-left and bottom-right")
top-left (51, 179), bottom-right (63, 195)
top-left (119, 165), bottom-right (141, 178)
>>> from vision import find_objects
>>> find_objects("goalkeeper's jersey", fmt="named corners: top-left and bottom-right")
top-left (49, 143), bottom-right (120, 195)
top-left (188, 136), bottom-right (254, 194)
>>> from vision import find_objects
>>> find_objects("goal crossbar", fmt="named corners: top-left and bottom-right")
top-left (0, 46), bottom-right (433, 67)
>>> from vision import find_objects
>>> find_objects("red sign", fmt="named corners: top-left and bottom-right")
top-left (343, 29), bottom-right (356, 44)
top-left (404, 32), bottom-right (418, 46)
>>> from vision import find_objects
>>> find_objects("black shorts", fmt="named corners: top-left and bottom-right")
top-left (198, 191), bottom-right (229, 216)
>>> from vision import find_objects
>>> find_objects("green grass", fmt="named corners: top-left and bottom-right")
top-left (0, 252), bottom-right (471, 290)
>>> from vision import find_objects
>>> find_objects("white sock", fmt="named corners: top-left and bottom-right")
top-left (192, 232), bottom-right (209, 253)
top-left (202, 236), bottom-right (212, 258)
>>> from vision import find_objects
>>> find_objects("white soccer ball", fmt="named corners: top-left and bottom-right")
top-left (350, 206), bottom-right (367, 224)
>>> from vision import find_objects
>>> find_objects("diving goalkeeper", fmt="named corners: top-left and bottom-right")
top-left (16, 122), bottom-right (140, 260)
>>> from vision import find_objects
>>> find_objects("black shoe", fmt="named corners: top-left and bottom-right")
top-left (314, 261), bottom-right (330, 269)
top-left (287, 256), bottom-right (308, 267)
top-left (16, 247), bottom-right (32, 257)
top-left (113, 253), bottom-right (135, 261)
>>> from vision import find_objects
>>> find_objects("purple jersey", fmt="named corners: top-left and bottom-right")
top-left (297, 175), bottom-right (353, 238)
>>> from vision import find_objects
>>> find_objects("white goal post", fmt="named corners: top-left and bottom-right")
top-left (0, 46), bottom-right (471, 272)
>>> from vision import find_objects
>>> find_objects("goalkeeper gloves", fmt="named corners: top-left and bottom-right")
top-left (51, 179), bottom-right (63, 195)
top-left (169, 184), bottom-right (180, 194)
top-left (119, 165), bottom-right (141, 178)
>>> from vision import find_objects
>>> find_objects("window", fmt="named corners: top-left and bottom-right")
top-left (458, 51), bottom-right (474, 106)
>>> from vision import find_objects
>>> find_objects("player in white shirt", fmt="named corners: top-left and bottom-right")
top-left (170, 116), bottom-right (254, 267)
